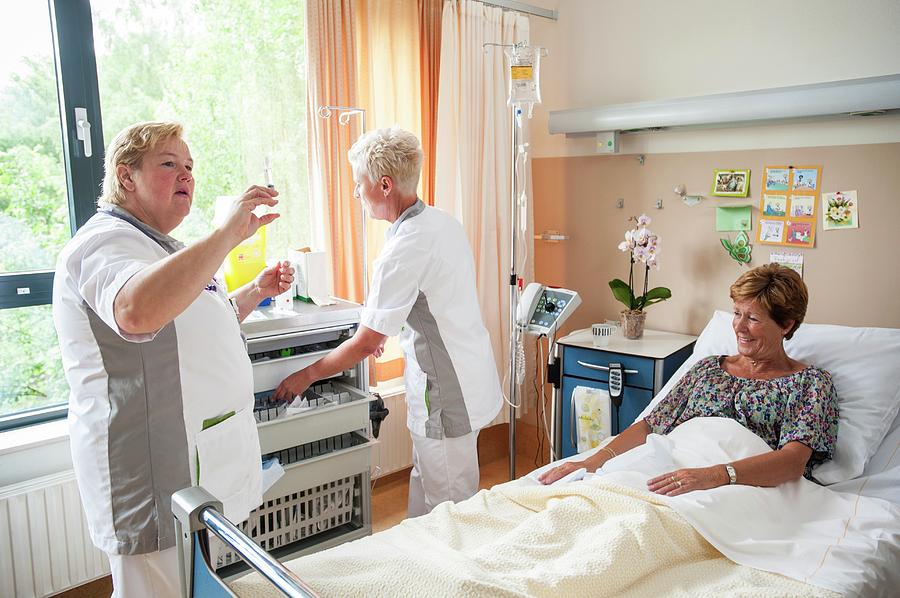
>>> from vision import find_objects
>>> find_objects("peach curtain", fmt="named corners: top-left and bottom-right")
top-left (306, 0), bottom-right (365, 303)
top-left (352, 0), bottom-right (444, 383)
top-left (434, 0), bottom-right (532, 420)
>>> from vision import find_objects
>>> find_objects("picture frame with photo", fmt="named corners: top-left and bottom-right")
top-left (712, 169), bottom-right (750, 197)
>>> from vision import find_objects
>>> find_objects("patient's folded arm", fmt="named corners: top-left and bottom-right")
top-left (728, 441), bottom-right (812, 487)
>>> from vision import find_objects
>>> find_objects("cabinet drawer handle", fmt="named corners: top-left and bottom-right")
top-left (576, 360), bottom-right (638, 375)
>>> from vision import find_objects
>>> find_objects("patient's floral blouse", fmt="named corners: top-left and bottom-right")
top-left (644, 355), bottom-right (838, 480)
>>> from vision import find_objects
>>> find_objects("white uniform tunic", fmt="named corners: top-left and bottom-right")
top-left (53, 207), bottom-right (262, 556)
top-left (361, 200), bottom-right (502, 439)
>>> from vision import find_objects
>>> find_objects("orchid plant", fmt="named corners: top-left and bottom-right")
top-left (609, 214), bottom-right (672, 312)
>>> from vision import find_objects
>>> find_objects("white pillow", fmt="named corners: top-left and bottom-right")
top-left (635, 310), bottom-right (900, 484)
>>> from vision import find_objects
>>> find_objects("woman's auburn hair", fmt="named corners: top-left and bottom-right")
top-left (729, 263), bottom-right (808, 340)
top-left (99, 121), bottom-right (184, 206)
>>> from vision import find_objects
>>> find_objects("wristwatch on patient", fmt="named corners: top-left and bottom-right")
top-left (725, 463), bottom-right (738, 485)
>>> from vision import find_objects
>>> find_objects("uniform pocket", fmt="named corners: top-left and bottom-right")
top-left (195, 407), bottom-right (263, 523)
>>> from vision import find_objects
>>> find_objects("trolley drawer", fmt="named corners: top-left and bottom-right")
top-left (256, 380), bottom-right (374, 454)
top-left (264, 436), bottom-right (374, 499)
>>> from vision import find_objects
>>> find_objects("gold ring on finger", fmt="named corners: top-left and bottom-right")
top-left (676, 480), bottom-right (682, 488)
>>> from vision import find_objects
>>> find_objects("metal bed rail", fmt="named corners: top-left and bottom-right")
top-left (173, 487), bottom-right (320, 598)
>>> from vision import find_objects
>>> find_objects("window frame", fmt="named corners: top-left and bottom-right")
top-left (0, 0), bottom-right (104, 432)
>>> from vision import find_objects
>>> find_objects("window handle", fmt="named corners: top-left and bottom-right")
top-left (75, 107), bottom-right (92, 157)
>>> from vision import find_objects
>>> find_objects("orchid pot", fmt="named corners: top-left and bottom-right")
top-left (609, 214), bottom-right (672, 339)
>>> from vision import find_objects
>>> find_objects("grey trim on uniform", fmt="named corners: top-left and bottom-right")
top-left (98, 205), bottom-right (186, 254)
top-left (387, 199), bottom-right (426, 239)
top-left (87, 308), bottom-right (190, 554)
top-left (407, 292), bottom-right (472, 439)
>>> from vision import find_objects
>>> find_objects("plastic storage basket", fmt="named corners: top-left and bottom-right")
top-left (213, 475), bottom-right (358, 568)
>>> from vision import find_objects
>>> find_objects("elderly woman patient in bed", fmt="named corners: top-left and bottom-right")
top-left (540, 263), bottom-right (838, 494)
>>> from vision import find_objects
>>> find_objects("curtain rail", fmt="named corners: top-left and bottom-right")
top-left (478, 0), bottom-right (558, 21)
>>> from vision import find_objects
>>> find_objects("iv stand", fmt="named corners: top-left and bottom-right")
top-left (508, 105), bottom-right (519, 481)
top-left (316, 106), bottom-right (368, 302)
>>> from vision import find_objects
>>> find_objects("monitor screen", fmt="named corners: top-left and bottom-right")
top-left (529, 290), bottom-right (573, 328)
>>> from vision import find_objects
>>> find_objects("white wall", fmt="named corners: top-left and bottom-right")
top-left (526, 0), bottom-right (900, 156)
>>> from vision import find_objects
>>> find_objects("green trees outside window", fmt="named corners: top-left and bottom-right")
top-left (0, 0), bottom-right (309, 424)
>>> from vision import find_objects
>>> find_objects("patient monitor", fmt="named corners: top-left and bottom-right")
top-left (517, 282), bottom-right (581, 336)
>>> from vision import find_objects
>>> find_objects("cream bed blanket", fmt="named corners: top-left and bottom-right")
top-left (232, 478), bottom-right (833, 598)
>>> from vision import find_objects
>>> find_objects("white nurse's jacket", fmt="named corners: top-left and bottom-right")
top-left (361, 200), bottom-right (503, 439)
top-left (53, 207), bottom-right (262, 555)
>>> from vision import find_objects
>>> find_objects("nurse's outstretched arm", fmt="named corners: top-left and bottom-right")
top-left (272, 325), bottom-right (387, 401)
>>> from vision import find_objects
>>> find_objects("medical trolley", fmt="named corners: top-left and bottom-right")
top-left (209, 299), bottom-right (378, 580)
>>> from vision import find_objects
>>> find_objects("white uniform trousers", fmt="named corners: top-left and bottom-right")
top-left (107, 546), bottom-right (180, 598)
top-left (407, 429), bottom-right (480, 517)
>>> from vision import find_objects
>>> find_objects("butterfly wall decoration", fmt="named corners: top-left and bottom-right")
top-left (721, 230), bottom-right (752, 265)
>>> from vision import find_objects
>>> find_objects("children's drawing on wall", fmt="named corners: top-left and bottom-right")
top-left (765, 168), bottom-right (790, 191)
top-left (785, 221), bottom-right (813, 246)
top-left (789, 195), bottom-right (815, 218)
top-left (757, 165), bottom-right (820, 248)
top-left (792, 168), bottom-right (819, 191)
top-left (763, 194), bottom-right (787, 217)
top-left (823, 190), bottom-right (859, 230)
top-left (712, 169), bottom-right (750, 197)
top-left (770, 252), bottom-right (803, 277)
top-left (759, 219), bottom-right (784, 243)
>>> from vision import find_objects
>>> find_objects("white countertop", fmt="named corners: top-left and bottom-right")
top-left (241, 298), bottom-right (361, 339)
top-left (558, 328), bottom-right (697, 359)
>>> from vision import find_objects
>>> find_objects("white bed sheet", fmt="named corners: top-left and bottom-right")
top-left (524, 418), bottom-right (900, 597)
top-left (830, 413), bottom-right (900, 505)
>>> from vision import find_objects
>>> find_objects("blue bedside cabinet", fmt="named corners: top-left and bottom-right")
top-left (554, 328), bottom-right (696, 458)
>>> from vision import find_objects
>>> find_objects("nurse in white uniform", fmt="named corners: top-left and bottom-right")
top-left (275, 127), bottom-right (502, 517)
top-left (53, 121), bottom-right (293, 597)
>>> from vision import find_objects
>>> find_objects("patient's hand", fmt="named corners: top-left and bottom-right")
top-left (647, 466), bottom-right (728, 496)
top-left (538, 460), bottom-right (586, 485)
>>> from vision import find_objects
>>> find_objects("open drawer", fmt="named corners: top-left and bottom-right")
top-left (263, 433), bottom-right (374, 499)
top-left (247, 324), bottom-right (354, 394)
top-left (255, 380), bottom-right (374, 454)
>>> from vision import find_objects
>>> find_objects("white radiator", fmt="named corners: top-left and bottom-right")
top-left (0, 472), bottom-right (109, 598)
top-left (370, 391), bottom-right (413, 478)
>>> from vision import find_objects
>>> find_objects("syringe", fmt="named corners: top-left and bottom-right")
top-left (264, 156), bottom-right (275, 190)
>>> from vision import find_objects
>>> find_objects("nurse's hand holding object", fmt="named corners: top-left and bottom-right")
top-left (272, 325), bottom-right (388, 402)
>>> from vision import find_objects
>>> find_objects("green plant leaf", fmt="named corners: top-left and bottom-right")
top-left (609, 278), bottom-right (635, 309)
top-left (644, 286), bottom-right (672, 301)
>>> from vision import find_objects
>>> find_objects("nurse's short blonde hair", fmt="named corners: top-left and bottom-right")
top-left (347, 127), bottom-right (423, 197)
top-left (99, 121), bottom-right (184, 206)
top-left (730, 263), bottom-right (808, 340)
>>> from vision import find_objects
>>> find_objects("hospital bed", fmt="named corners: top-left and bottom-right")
top-left (173, 312), bottom-right (900, 597)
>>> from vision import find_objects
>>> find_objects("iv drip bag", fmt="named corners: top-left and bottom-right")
top-left (504, 43), bottom-right (543, 117)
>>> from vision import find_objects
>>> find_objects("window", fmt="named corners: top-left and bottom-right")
top-left (89, 0), bottom-right (310, 259)
top-left (0, 0), bottom-right (310, 430)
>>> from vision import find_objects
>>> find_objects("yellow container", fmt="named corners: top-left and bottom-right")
top-left (223, 226), bottom-right (266, 292)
